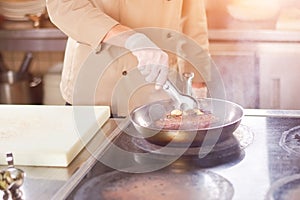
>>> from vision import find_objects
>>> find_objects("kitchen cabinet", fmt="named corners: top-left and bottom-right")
top-left (209, 41), bottom-right (300, 110)
top-left (206, 0), bottom-right (300, 110)
top-left (209, 42), bottom-right (259, 109)
top-left (258, 43), bottom-right (300, 109)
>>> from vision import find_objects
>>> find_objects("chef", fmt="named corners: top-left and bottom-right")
top-left (46, 0), bottom-right (210, 117)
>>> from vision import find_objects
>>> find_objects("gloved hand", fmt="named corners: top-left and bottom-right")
top-left (125, 33), bottom-right (169, 88)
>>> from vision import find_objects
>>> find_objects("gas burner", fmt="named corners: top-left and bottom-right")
top-left (106, 123), bottom-right (253, 168)
top-left (280, 125), bottom-right (300, 156)
top-left (74, 169), bottom-right (234, 200)
top-left (132, 135), bottom-right (240, 156)
top-left (132, 133), bottom-right (242, 168)
top-left (130, 124), bottom-right (253, 154)
top-left (130, 124), bottom-right (254, 167)
top-left (266, 174), bottom-right (300, 200)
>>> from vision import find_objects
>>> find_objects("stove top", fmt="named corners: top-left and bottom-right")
top-left (63, 115), bottom-right (300, 200)
top-left (74, 169), bottom-right (234, 200)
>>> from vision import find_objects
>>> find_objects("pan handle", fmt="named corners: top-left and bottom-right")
top-left (163, 79), bottom-right (199, 110)
top-left (163, 80), bottom-right (182, 105)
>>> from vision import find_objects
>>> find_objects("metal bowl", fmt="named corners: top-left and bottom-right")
top-left (130, 98), bottom-right (244, 147)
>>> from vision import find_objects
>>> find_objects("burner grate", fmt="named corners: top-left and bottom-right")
top-left (280, 125), bottom-right (300, 156)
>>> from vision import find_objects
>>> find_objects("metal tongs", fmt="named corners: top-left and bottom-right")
top-left (163, 79), bottom-right (199, 111)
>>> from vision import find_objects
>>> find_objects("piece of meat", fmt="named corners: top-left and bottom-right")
top-left (154, 109), bottom-right (218, 130)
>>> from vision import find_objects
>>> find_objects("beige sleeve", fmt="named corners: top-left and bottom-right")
top-left (46, 0), bottom-right (119, 50)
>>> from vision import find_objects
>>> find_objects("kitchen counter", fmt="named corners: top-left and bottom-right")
top-left (1, 6), bottom-right (300, 52)
top-left (0, 116), bottom-right (119, 200)
top-left (0, 28), bottom-right (67, 51)
top-left (61, 109), bottom-right (300, 200)
top-left (209, 29), bottom-right (300, 43)
top-left (2, 109), bottom-right (299, 200)
top-left (1, 27), bottom-right (300, 53)
top-left (206, 6), bottom-right (300, 43)
top-left (1, 27), bottom-right (300, 47)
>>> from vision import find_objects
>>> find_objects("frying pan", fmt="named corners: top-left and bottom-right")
top-left (130, 98), bottom-right (244, 147)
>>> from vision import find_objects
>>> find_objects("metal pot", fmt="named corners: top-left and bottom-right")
top-left (130, 98), bottom-right (244, 147)
top-left (0, 70), bottom-right (42, 104)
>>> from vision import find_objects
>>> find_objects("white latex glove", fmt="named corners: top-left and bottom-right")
top-left (125, 33), bottom-right (169, 88)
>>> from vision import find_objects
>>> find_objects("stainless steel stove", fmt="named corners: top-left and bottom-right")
top-left (55, 110), bottom-right (300, 200)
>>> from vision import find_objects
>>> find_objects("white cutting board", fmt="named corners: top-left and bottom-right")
top-left (0, 105), bottom-right (110, 167)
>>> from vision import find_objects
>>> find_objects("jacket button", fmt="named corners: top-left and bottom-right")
top-left (122, 70), bottom-right (127, 76)
top-left (167, 33), bottom-right (172, 38)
